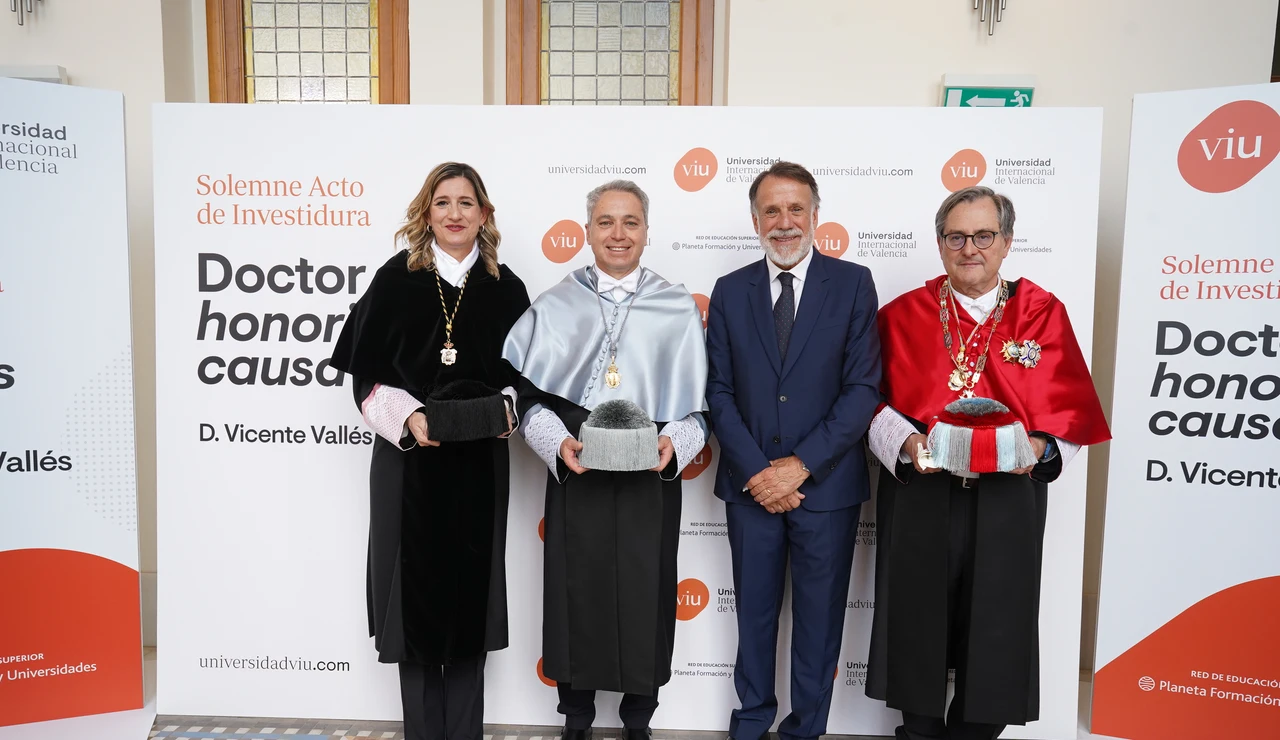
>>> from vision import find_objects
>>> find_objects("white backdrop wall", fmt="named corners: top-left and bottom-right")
top-left (154, 103), bottom-right (1102, 739)
top-left (6, 0), bottom-right (1273, 665)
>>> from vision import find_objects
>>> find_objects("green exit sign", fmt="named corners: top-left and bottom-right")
top-left (940, 75), bottom-right (1036, 108)
top-left (944, 87), bottom-right (1033, 107)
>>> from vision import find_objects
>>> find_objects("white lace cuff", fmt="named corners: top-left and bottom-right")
top-left (659, 413), bottom-right (708, 480)
top-left (520, 405), bottom-right (572, 474)
top-left (361, 384), bottom-right (422, 450)
top-left (868, 406), bottom-right (917, 481)
top-left (1056, 438), bottom-right (1082, 469)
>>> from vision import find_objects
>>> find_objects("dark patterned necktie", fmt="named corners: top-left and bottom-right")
top-left (774, 272), bottom-right (795, 359)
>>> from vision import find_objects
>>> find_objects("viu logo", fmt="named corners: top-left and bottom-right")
top-left (1197, 128), bottom-right (1263, 161)
top-left (815, 222), bottom-right (851, 259)
top-left (673, 148), bottom-right (719, 192)
top-left (941, 149), bottom-right (987, 192)
top-left (1179, 100), bottom-right (1280, 193)
top-left (675, 578), bottom-right (710, 620)
top-left (541, 219), bottom-right (586, 263)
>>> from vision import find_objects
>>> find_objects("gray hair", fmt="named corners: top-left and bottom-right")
top-left (586, 179), bottom-right (650, 224)
top-left (934, 186), bottom-right (1015, 239)
top-left (749, 161), bottom-right (821, 216)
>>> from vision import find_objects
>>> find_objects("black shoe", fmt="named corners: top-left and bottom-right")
top-left (560, 728), bottom-right (592, 740)
top-left (623, 729), bottom-right (652, 740)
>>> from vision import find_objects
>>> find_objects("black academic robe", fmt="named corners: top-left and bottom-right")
top-left (518, 381), bottom-right (686, 696)
top-left (329, 250), bottom-right (530, 665)
top-left (865, 277), bottom-right (1110, 726)
top-left (865, 433), bottom-right (1064, 726)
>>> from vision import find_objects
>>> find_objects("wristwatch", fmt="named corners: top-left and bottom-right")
top-left (1038, 435), bottom-right (1057, 463)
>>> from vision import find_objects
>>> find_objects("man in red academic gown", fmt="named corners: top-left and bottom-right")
top-left (865, 186), bottom-right (1110, 740)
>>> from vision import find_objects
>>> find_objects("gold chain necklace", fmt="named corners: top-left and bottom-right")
top-left (939, 278), bottom-right (1008, 398)
top-left (435, 269), bottom-right (469, 365)
top-left (595, 285), bottom-right (638, 389)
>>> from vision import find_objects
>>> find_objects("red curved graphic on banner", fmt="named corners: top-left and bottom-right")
top-left (1092, 575), bottom-right (1280, 740)
top-left (0, 548), bottom-right (142, 727)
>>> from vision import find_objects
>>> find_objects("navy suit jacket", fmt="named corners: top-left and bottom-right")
top-left (706, 249), bottom-right (882, 511)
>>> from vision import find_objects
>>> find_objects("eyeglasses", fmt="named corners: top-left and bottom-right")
top-left (942, 230), bottom-right (999, 250)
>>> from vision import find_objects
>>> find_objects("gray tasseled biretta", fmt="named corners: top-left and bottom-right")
top-left (577, 399), bottom-right (659, 471)
top-left (422, 380), bottom-right (509, 442)
top-left (944, 397), bottom-right (1010, 417)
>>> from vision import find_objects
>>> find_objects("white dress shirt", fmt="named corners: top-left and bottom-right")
top-left (953, 281), bottom-right (1000, 323)
top-left (766, 247), bottom-right (813, 318)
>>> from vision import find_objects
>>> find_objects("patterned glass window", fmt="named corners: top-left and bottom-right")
top-left (244, 1), bottom-right (380, 104)
top-left (541, 1), bottom-right (680, 106)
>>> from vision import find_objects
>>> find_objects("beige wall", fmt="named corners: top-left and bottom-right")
top-left (5, 0), bottom-right (1277, 667)
top-left (726, 0), bottom-right (1277, 671)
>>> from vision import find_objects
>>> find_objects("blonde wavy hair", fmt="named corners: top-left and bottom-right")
top-left (397, 162), bottom-right (502, 277)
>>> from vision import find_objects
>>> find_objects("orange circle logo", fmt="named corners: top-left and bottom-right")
top-left (691, 293), bottom-right (710, 329)
top-left (941, 149), bottom-right (987, 192)
top-left (681, 443), bottom-right (713, 480)
top-left (1178, 100), bottom-right (1280, 193)
top-left (675, 578), bottom-right (710, 621)
top-left (814, 221), bottom-right (850, 260)
top-left (536, 657), bottom-right (556, 687)
top-left (538, 517), bottom-right (545, 542)
top-left (674, 148), bottom-right (718, 192)
top-left (541, 219), bottom-right (587, 263)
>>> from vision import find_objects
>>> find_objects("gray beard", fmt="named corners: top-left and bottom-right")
top-left (761, 232), bottom-right (814, 269)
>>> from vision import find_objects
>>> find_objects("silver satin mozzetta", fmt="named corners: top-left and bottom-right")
top-left (502, 266), bottom-right (708, 422)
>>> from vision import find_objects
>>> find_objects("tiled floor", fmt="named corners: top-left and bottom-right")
top-left (146, 725), bottom-right (878, 740)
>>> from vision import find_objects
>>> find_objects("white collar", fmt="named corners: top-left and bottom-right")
top-left (766, 246), bottom-right (814, 285)
top-left (953, 279), bottom-right (1001, 322)
top-left (595, 265), bottom-right (642, 296)
top-left (432, 242), bottom-right (479, 286)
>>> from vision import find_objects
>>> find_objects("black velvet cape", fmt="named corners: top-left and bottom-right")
top-left (329, 249), bottom-right (530, 665)
top-left (518, 379), bottom-right (685, 696)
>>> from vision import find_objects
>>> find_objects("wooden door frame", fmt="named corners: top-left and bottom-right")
top-left (505, 0), bottom-right (714, 105)
top-left (205, 0), bottom-right (409, 104)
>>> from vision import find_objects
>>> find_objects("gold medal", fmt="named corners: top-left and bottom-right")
top-left (440, 341), bottom-right (457, 366)
top-left (939, 278), bottom-right (1009, 398)
top-left (595, 272), bottom-right (640, 391)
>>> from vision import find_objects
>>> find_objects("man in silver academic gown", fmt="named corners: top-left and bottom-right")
top-left (502, 180), bottom-right (708, 740)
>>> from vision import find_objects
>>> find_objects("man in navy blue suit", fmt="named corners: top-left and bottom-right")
top-left (706, 161), bottom-right (881, 740)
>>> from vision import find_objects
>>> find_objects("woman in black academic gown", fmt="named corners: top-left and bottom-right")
top-left (329, 162), bottom-right (530, 740)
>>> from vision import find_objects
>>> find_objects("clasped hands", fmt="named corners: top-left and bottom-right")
top-left (902, 432), bottom-right (1046, 476)
top-left (747, 456), bottom-right (810, 514)
top-left (560, 435), bottom-right (674, 475)
top-left (406, 401), bottom-right (516, 447)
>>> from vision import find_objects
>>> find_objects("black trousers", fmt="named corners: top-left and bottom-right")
top-left (897, 478), bottom-right (1004, 740)
top-left (557, 683), bottom-right (659, 729)
top-left (399, 656), bottom-right (486, 740)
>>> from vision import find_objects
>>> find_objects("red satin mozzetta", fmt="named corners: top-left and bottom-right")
top-left (878, 275), bottom-right (1111, 446)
